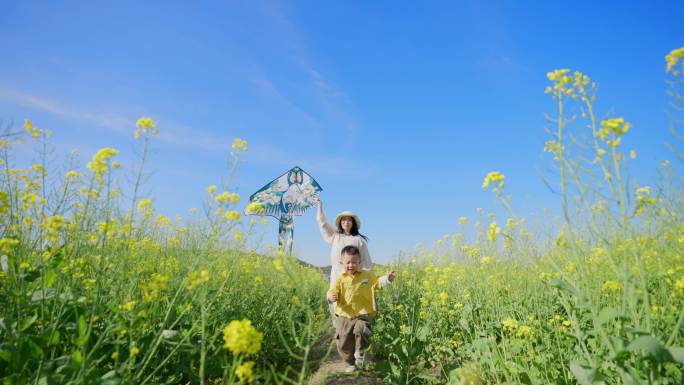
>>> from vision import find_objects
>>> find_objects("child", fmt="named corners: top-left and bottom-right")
top-left (327, 245), bottom-right (396, 372)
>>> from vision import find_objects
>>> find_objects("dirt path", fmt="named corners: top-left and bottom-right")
top-left (306, 329), bottom-right (384, 385)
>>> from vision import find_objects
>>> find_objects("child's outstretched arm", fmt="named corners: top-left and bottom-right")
top-left (378, 271), bottom-right (397, 288)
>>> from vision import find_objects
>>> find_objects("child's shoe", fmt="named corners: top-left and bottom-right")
top-left (354, 351), bottom-right (365, 367)
top-left (344, 364), bottom-right (356, 372)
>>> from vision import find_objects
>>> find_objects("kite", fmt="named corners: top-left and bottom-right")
top-left (248, 166), bottom-right (322, 256)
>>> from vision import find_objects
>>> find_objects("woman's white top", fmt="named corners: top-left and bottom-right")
top-left (317, 211), bottom-right (372, 288)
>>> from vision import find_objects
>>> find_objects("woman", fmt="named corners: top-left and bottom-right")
top-left (315, 197), bottom-right (372, 288)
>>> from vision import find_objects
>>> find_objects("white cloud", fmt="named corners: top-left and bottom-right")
top-left (0, 87), bottom-right (133, 134)
top-left (249, 141), bottom-right (378, 179)
top-left (0, 87), bottom-right (233, 153)
top-left (257, 1), bottom-right (360, 136)
top-left (248, 73), bottom-right (320, 132)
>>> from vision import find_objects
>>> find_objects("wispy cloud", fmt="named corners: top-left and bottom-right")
top-left (0, 87), bottom-right (365, 175)
top-left (257, 1), bottom-right (360, 136)
top-left (249, 141), bottom-right (377, 179)
top-left (0, 87), bottom-right (232, 153)
top-left (156, 122), bottom-right (232, 153)
top-left (0, 87), bottom-right (134, 134)
top-left (480, 54), bottom-right (523, 75)
top-left (247, 73), bottom-right (320, 132)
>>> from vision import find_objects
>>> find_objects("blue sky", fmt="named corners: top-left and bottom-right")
top-left (1, 1), bottom-right (682, 266)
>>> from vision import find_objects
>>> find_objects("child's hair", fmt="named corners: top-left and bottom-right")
top-left (341, 245), bottom-right (360, 257)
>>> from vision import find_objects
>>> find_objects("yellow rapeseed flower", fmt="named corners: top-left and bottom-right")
top-left (154, 214), bottom-right (173, 227)
top-left (232, 138), bottom-right (248, 152)
top-left (602, 280), bottom-right (621, 293)
top-left (235, 361), bottom-right (255, 383)
top-left (130, 345), bottom-right (140, 357)
top-left (65, 170), bottom-right (82, 179)
top-left (488, 221), bottom-right (501, 243)
top-left (456, 362), bottom-right (482, 385)
top-left (672, 276), bottom-right (684, 295)
top-left (142, 273), bottom-right (170, 302)
top-left (134, 117), bottom-right (158, 139)
top-left (207, 185), bottom-right (217, 195)
top-left (187, 270), bottom-right (210, 290)
top-left (120, 300), bottom-right (137, 312)
top-left (223, 319), bottom-right (263, 355)
top-left (544, 140), bottom-right (561, 153)
top-left (272, 258), bottom-right (284, 271)
top-left (547, 68), bottom-right (569, 82)
top-left (24, 119), bottom-right (42, 139)
top-left (598, 118), bottom-right (631, 148)
top-left (634, 186), bottom-right (656, 216)
top-left (224, 211), bottom-right (242, 221)
top-left (0, 238), bottom-right (20, 254)
top-left (458, 216), bottom-right (468, 225)
top-left (0, 191), bottom-right (8, 215)
top-left (42, 215), bottom-right (66, 240)
top-left (666, 46), bottom-right (684, 74)
top-left (246, 202), bottom-right (265, 214)
top-left (216, 192), bottom-right (240, 204)
top-left (515, 325), bottom-right (533, 338)
top-left (482, 171), bottom-right (505, 190)
top-left (87, 148), bottom-right (119, 183)
top-left (137, 198), bottom-right (152, 211)
top-left (546, 68), bottom-right (575, 97)
top-left (502, 317), bottom-right (518, 332)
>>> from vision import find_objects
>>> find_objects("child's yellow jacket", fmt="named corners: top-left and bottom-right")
top-left (328, 271), bottom-right (390, 319)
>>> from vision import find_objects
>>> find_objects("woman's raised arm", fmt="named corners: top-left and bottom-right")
top-left (316, 197), bottom-right (335, 244)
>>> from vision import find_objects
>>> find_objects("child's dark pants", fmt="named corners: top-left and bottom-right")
top-left (335, 314), bottom-right (372, 365)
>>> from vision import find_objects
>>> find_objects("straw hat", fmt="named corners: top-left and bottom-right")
top-left (335, 211), bottom-right (362, 229)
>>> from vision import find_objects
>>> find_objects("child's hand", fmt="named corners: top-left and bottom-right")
top-left (327, 292), bottom-right (338, 303)
top-left (388, 271), bottom-right (397, 282)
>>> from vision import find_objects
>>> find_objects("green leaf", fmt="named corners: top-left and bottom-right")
top-left (627, 335), bottom-right (673, 363)
top-left (48, 330), bottom-right (61, 346)
top-left (45, 268), bottom-right (57, 288)
top-left (0, 255), bottom-right (9, 275)
top-left (550, 278), bottom-right (579, 296)
top-left (21, 270), bottom-right (40, 283)
top-left (390, 362), bottom-right (401, 377)
top-left (71, 350), bottom-right (82, 365)
top-left (76, 315), bottom-right (88, 346)
top-left (400, 344), bottom-right (409, 359)
top-left (78, 315), bottom-right (87, 337)
top-left (570, 361), bottom-right (596, 385)
top-left (19, 314), bottom-right (38, 332)
top-left (31, 288), bottom-right (56, 302)
top-left (416, 325), bottom-right (429, 342)
top-left (668, 346), bottom-right (684, 364)
top-left (26, 338), bottom-right (44, 359)
top-left (0, 350), bottom-right (10, 362)
top-left (101, 370), bottom-right (120, 385)
top-left (596, 307), bottom-right (619, 326)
